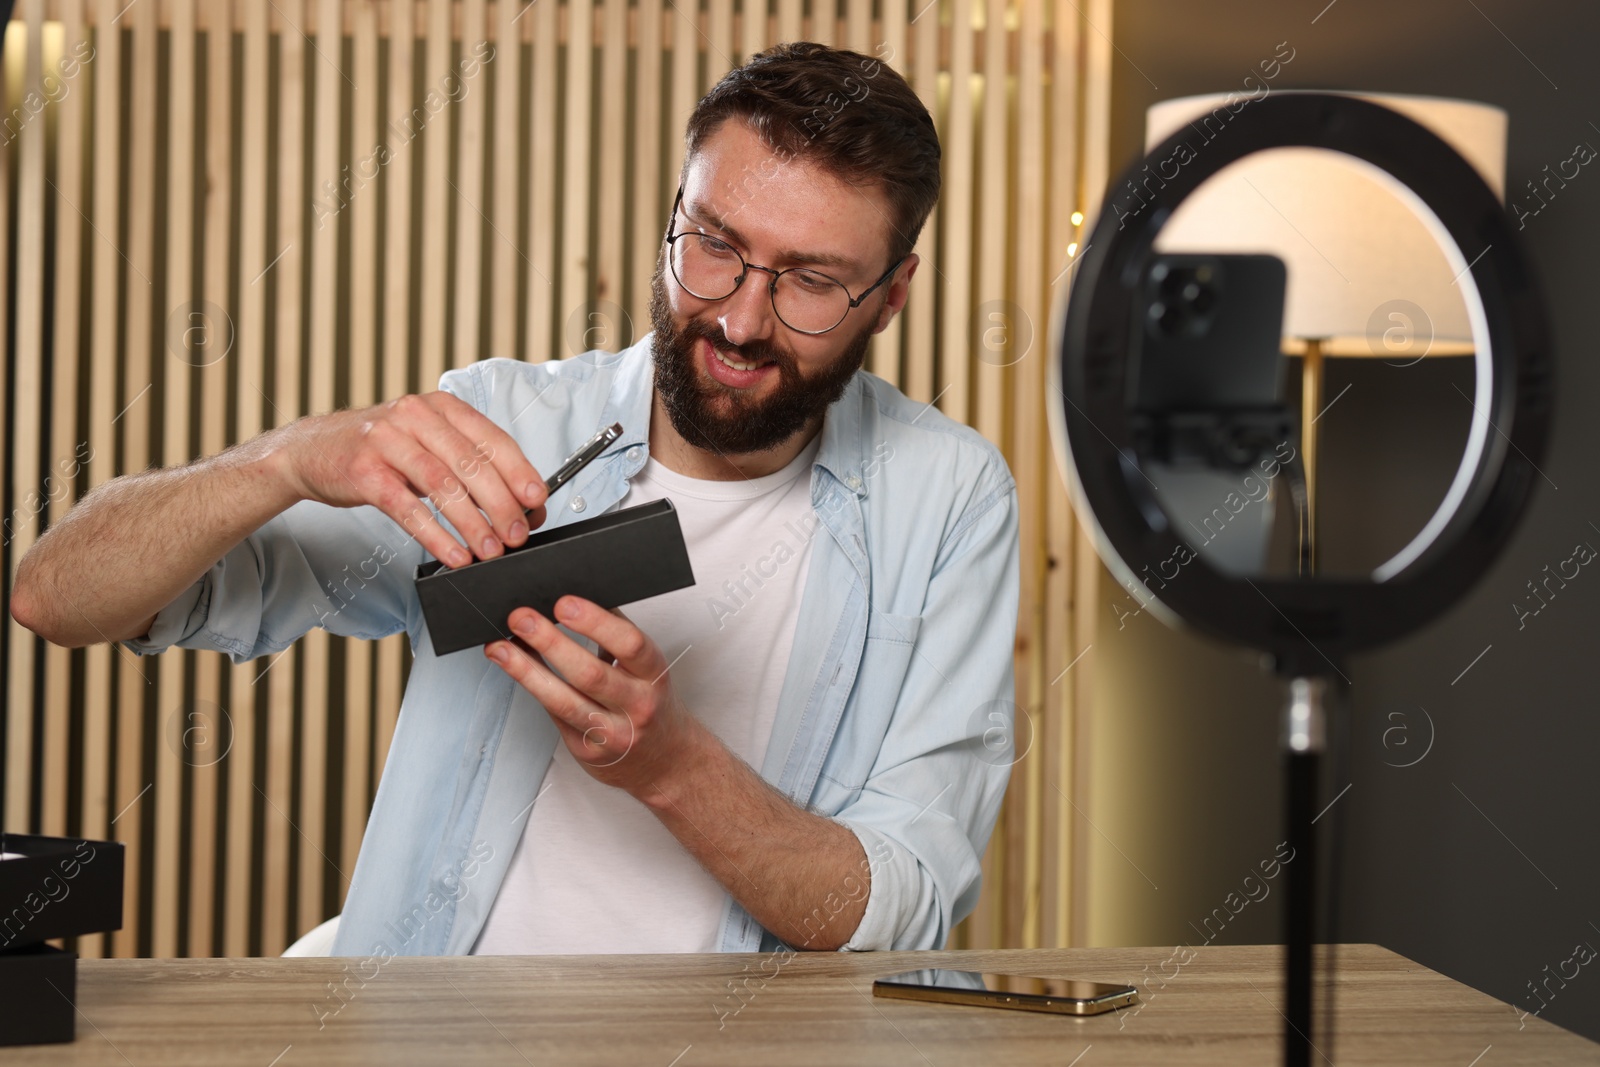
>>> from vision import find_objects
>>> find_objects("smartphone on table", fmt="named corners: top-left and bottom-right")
top-left (872, 969), bottom-right (1138, 1017)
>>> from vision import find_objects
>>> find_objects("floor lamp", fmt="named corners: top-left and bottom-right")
top-left (1143, 93), bottom-right (1507, 570)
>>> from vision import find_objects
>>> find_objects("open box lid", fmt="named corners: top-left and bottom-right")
top-left (0, 834), bottom-right (124, 949)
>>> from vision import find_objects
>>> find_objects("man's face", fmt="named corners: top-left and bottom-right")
top-left (649, 120), bottom-right (910, 457)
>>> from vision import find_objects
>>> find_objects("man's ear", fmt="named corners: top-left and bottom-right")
top-left (872, 253), bottom-right (920, 334)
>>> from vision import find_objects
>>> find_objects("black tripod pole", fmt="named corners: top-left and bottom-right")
top-left (1283, 676), bottom-right (1325, 1067)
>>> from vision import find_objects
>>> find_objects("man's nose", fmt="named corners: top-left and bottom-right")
top-left (717, 270), bottom-right (779, 347)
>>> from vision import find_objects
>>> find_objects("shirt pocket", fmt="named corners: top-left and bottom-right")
top-left (815, 610), bottom-right (923, 809)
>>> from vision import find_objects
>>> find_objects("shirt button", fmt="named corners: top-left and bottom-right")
top-left (627, 445), bottom-right (644, 463)
top-left (846, 475), bottom-right (863, 490)
top-left (570, 495), bottom-right (587, 513)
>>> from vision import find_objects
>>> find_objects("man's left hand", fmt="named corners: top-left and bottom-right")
top-left (485, 595), bottom-right (707, 800)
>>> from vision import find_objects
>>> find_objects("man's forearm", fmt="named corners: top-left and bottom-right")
top-left (638, 730), bottom-right (871, 951)
top-left (11, 433), bottom-right (298, 647)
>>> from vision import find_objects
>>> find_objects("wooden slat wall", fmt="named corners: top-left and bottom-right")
top-left (1, 0), bottom-right (1109, 956)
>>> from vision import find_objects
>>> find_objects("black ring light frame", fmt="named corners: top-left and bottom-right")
top-left (1051, 93), bottom-right (1552, 1066)
top-left (1054, 92), bottom-right (1552, 677)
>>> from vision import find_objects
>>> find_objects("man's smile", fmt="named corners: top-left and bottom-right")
top-left (700, 335), bottom-right (779, 389)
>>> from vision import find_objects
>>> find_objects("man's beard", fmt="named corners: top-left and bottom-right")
top-left (648, 261), bottom-right (873, 456)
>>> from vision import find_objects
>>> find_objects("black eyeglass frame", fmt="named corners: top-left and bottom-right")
top-left (664, 186), bottom-right (907, 336)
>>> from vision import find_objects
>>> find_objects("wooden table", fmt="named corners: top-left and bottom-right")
top-left (9, 945), bottom-right (1597, 1065)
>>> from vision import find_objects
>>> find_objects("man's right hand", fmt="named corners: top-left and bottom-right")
top-left (274, 392), bottom-right (549, 568)
top-left (10, 389), bottom-right (550, 648)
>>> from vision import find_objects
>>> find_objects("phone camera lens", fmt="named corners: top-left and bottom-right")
top-left (1149, 301), bottom-right (1186, 336)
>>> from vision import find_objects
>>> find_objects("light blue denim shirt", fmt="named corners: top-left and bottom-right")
top-left (126, 335), bottom-right (1020, 956)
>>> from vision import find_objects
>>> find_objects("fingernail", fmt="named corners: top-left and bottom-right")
top-left (452, 547), bottom-right (472, 568)
top-left (556, 599), bottom-right (578, 621)
top-left (487, 644), bottom-right (508, 664)
top-left (527, 480), bottom-right (546, 503)
top-left (481, 536), bottom-right (501, 558)
top-left (509, 520), bottom-right (528, 543)
top-left (513, 614), bottom-right (539, 636)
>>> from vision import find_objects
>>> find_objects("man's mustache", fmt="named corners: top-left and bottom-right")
top-left (678, 319), bottom-right (796, 374)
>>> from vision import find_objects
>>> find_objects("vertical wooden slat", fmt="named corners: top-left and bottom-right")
top-left (629, 0), bottom-right (665, 333)
top-left (666, 0), bottom-right (697, 191)
top-left (113, 0), bottom-right (160, 959)
top-left (488, 0), bottom-right (523, 360)
top-left (223, 669), bottom-right (257, 947)
top-left (377, 0), bottom-right (417, 777)
top-left (164, 0), bottom-right (204, 959)
top-left (776, 0), bottom-right (801, 44)
top-left (43, 0), bottom-right (91, 850)
top-left (971, 16), bottom-right (1011, 950)
top-left (810, 0), bottom-right (835, 46)
top-left (77, 0), bottom-right (121, 957)
top-left (706, 0), bottom-right (733, 85)
top-left (451, 0), bottom-right (488, 369)
top-left (1013, 0), bottom-right (1047, 953)
top-left (843, 0), bottom-right (885, 381)
top-left (844, 0), bottom-right (870, 52)
top-left (559, 0), bottom-right (594, 355)
top-left (524, 0), bottom-right (558, 360)
top-left (938, 0), bottom-right (973, 424)
top-left (222, 0), bottom-right (272, 959)
top-left (7, 0), bottom-right (46, 844)
top-left (867, 0), bottom-right (907, 388)
top-left (342, 0), bottom-right (381, 901)
top-left (1071, 0), bottom-right (1113, 949)
top-left (418, 0), bottom-right (451, 385)
top-left (974, 0), bottom-right (1006, 449)
top-left (384, 0), bottom-right (416, 395)
top-left (1048, 0), bottom-right (1083, 951)
top-left (593, 0), bottom-right (627, 345)
top-left (21, 4), bottom-right (66, 851)
top-left (929, 0), bottom-right (982, 946)
top-left (265, 0), bottom-right (308, 956)
top-left (903, 0), bottom-right (937, 405)
top-left (83, 0), bottom-right (136, 960)
top-left (295, 0), bottom-right (344, 943)
top-left (739, 0), bottom-right (765, 62)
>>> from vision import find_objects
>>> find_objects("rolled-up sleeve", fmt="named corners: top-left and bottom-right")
top-left (834, 478), bottom-right (1021, 951)
top-left (121, 501), bottom-right (425, 662)
top-left (119, 365), bottom-right (509, 662)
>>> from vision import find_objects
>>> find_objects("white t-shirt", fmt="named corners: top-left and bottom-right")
top-left (472, 436), bottom-right (822, 954)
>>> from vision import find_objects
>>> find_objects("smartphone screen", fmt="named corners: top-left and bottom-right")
top-left (872, 969), bottom-right (1138, 1016)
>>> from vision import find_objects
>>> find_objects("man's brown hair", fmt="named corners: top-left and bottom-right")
top-left (683, 42), bottom-right (942, 267)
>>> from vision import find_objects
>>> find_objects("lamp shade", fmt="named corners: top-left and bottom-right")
top-left (1144, 92), bottom-right (1507, 357)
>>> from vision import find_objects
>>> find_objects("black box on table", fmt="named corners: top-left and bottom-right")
top-left (0, 833), bottom-right (124, 1046)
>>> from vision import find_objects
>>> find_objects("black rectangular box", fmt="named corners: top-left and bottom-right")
top-left (0, 944), bottom-right (76, 1046)
top-left (0, 834), bottom-right (124, 951)
top-left (415, 498), bottom-right (697, 656)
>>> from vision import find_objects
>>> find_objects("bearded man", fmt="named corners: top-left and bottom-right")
top-left (13, 42), bottom-right (1020, 957)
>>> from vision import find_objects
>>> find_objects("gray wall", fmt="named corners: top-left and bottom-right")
top-left (1098, 0), bottom-right (1600, 1042)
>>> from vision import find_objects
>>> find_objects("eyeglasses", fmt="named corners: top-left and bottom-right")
top-left (664, 187), bottom-right (906, 335)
